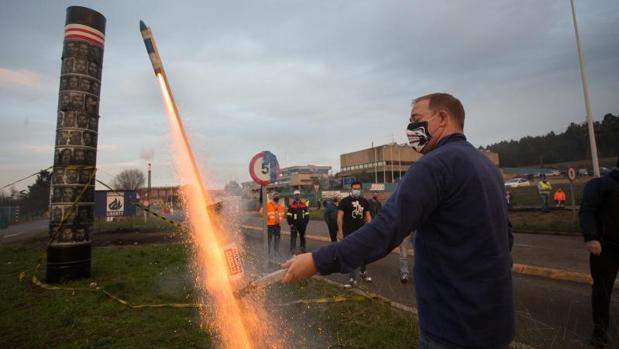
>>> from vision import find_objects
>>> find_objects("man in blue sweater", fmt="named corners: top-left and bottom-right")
top-left (282, 93), bottom-right (514, 348)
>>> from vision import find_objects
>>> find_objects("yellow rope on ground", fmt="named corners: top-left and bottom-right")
top-left (274, 295), bottom-right (368, 306)
top-left (26, 255), bottom-right (204, 309)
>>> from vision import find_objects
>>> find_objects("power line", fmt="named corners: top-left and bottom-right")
top-left (0, 166), bottom-right (53, 191)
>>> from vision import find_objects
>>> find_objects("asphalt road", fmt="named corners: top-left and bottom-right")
top-left (240, 225), bottom-right (619, 349)
top-left (0, 219), bottom-right (47, 244)
top-left (242, 215), bottom-right (590, 274)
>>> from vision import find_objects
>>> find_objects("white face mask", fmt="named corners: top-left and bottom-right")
top-left (351, 189), bottom-right (361, 198)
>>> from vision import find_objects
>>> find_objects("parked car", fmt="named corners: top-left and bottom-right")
top-left (546, 170), bottom-right (561, 177)
top-left (577, 168), bottom-right (589, 176)
top-left (504, 178), bottom-right (531, 188)
top-left (600, 167), bottom-right (611, 175)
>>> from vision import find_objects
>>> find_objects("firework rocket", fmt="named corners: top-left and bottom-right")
top-left (139, 20), bottom-right (163, 75)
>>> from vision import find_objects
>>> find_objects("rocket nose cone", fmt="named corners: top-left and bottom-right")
top-left (139, 20), bottom-right (147, 32)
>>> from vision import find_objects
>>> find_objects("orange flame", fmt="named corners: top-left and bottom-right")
top-left (157, 73), bottom-right (258, 348)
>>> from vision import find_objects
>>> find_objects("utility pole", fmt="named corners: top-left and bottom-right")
top-left (145, 162), bottom-right (151, 223)
top-left (570, 0), bottom-right (600, 177)
top-left (382, 146), bottom-right (386, 184)
top-left (390, 135), bottom-right (396, 183)
top-left (148, 162), bottom-right (152, 197)
top-left (390, 143), bottom-right (394, 183)
top-left (372, 141), bottom-right (377, 184)
top-left (398, 144), bottom-right (402, 182)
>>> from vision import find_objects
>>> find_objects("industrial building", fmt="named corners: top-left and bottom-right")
top-left (338, 143), bottom-right (499, 186)
top-left (338, 143), bottom-right (422, 184)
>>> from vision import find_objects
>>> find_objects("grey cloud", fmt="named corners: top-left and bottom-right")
top-left (0, 0), bottom-right (618, 189)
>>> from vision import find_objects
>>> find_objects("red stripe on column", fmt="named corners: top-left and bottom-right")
top-left (64, 27), bottom-right (105, 41)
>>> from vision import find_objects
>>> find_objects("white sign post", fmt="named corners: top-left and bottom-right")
top-left (567, 167), bottom-right (577, 219)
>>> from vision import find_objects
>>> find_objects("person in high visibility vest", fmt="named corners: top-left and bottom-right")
top-left (537, 175), bottom-right (553, 212)
top-left (266, 192), bottom-right (285, 258)
top-left (287, 190), bottom-right (310, 254)
top-left (554, 188), bottom-right (566, 208)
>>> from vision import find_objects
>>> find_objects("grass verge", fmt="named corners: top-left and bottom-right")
top-left (0, 240), bottom-right (418, 348)
top-left (510, 209), bottom-right (580, 233)
top-left (93, 214), bottom-right (178, 233)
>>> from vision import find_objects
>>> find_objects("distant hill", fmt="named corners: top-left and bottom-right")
top-left (482, 113), bottom-right (618, 168)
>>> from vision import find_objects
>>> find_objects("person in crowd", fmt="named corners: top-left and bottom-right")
top-left (323, 195), bottom-right (339, 243)
top-left (554, 187), bottom-right (566, 208)
top-left (265, 192), bottom-right (285, 258)
top-left (282, 93), bottom-right (514, 349)
top-left (369, 195), bottom-right (382, 218)
top-left (398, 231), bottom-right (416, 284)
top-left (579, 157), bottom-right (619, 348)
top-left (286, 190), bottom-right (309, 254)
top-left (505, 190), bottom-right (513, 209)
top-left (337, 181), bottom-right (373, 288)
top-left (538, 175), bottom-right (553, 212)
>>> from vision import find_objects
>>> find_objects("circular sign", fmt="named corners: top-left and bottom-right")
top-left (567, 167), bottom-right (577, 182)
top-left (249, 151), bottom-right (279, 186)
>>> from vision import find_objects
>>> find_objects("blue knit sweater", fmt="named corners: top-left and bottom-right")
top-left (313, 133), bottom-right (514, 348)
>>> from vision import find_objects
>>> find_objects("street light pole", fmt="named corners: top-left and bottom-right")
top-left (570, 0), bottom-right (600, 177)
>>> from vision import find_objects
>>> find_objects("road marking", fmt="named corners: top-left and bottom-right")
top-left (3, 232), bottom-right (23, 238)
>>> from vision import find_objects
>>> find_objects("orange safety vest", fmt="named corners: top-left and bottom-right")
top-left (554, 191), bottom-right (566, 201)
top-left (267, 200), bottom-right (285, 226)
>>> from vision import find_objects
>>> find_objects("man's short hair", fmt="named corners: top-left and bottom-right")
top-left (414, 93), bottom-right (465, 129)
top-left (351, 181), bottom-right (362, 188)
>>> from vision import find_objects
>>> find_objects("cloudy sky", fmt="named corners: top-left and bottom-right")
top-left (1, 0), bottom-right (618, 191)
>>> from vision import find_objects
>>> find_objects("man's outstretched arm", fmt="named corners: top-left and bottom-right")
top-left (282, 162), bottom-right (442, 283)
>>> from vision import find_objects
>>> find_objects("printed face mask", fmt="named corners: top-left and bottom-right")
top-left (406, 120), bottom-right (432, 153)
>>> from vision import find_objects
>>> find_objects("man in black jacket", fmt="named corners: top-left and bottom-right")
top-left (369, 195), bottom-right (382, 218)
top-left (287, 190), bottom-right (309, 254)
top-left (580, 157), bottom-right (619, 348)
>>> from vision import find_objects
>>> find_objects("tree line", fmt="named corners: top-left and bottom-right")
top-left (482, 113), bottom-right (619, 168)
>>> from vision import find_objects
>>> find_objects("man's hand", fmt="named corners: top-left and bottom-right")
top-left (337, 231), bottom-right (343, 241)
top-left (586, 240), bottom-right (602, 256)
top-left (281, 253), bottom-right (317, 283)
